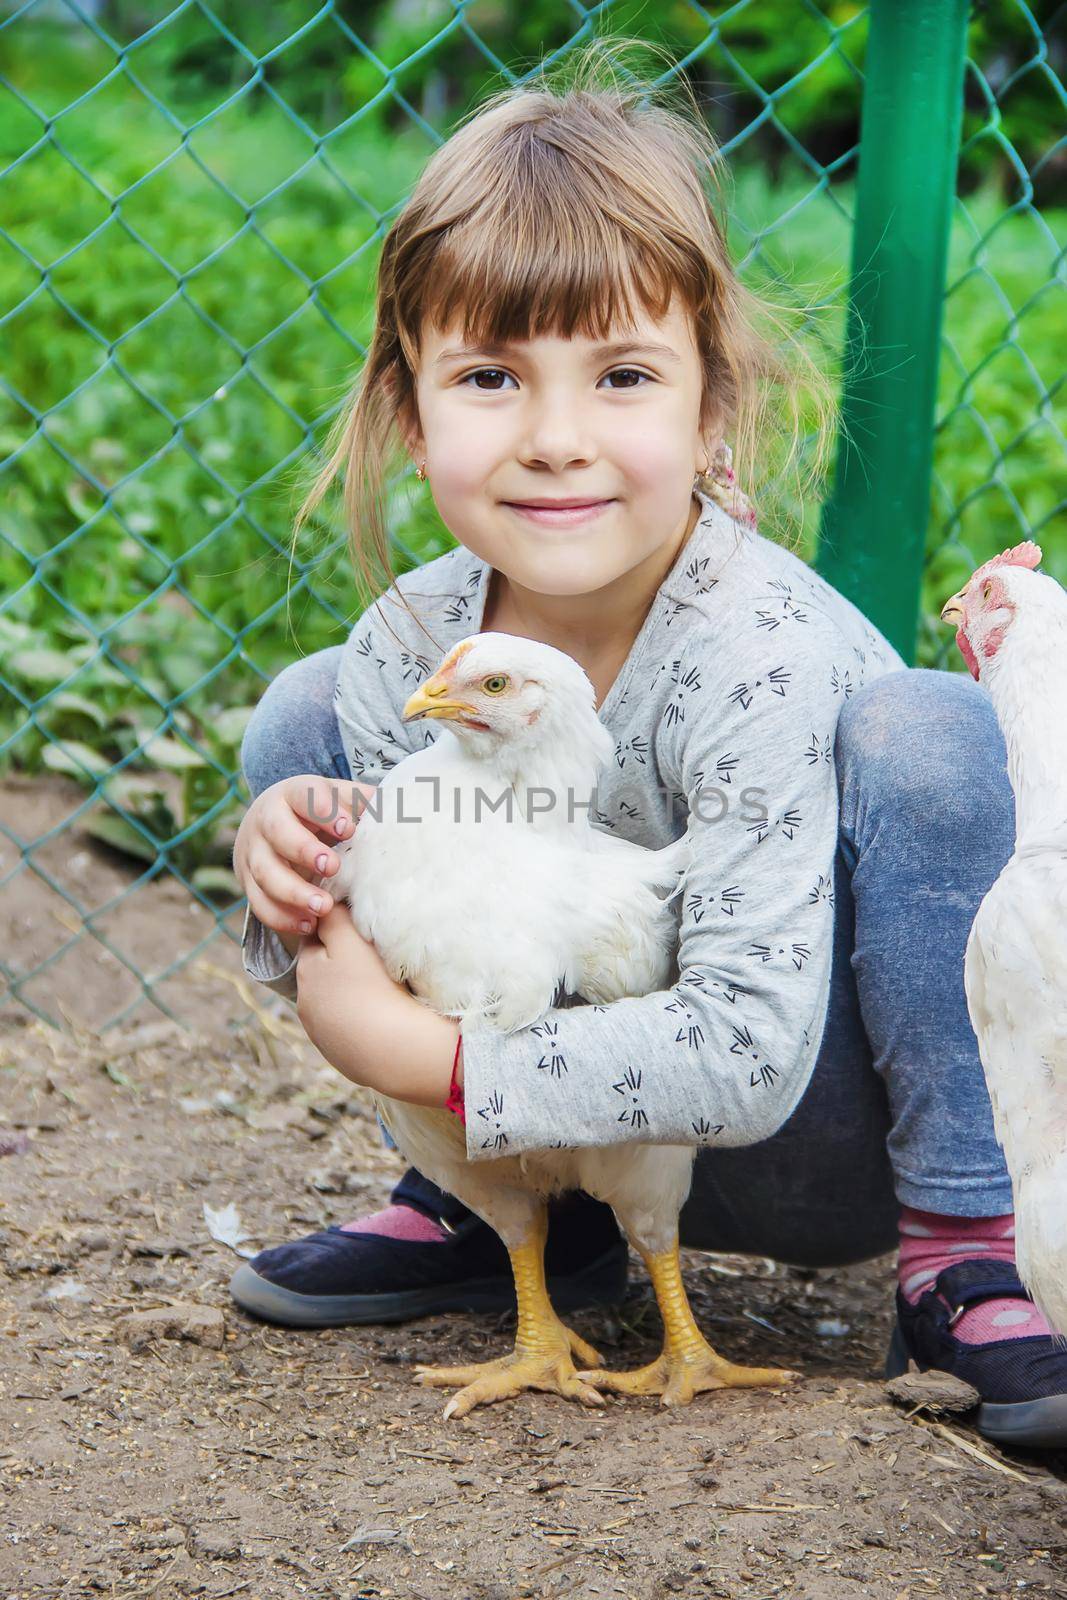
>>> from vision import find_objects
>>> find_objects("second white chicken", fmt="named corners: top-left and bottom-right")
top-left (941, 542), bottom-right (1067, 1339)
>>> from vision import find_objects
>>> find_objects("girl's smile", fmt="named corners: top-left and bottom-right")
top-left (502, 498), bottom-right (616, 528)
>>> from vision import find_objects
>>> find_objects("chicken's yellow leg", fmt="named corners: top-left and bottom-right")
top-left (579, 1237), bottom-right (798, 1406)
top-left (413, 1206), bottom-right (607, 1420)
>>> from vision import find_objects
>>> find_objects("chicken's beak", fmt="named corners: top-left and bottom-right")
top-left (402, 674), bottom-right (479, 724)
top-left (940, 594), bottom-right (965, 627)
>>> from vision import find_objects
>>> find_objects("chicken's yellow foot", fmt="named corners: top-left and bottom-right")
top-left (578, 1240), bottom-right (799, 1407)
top-left (413, 1213), bottom-right (605, 1420)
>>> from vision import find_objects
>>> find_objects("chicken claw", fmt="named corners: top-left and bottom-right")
top-left (577, 1239), bottom-right (799, 1406)
top-left (578, 1345), bottom-right (797, 1407)
top-left (416, 1322), bottom-right (605, 1419)
top-left (413, 1216), bottom-right (608, 1419)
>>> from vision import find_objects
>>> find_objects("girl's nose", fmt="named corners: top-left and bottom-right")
top-left (517, 391), bottom-right (599, 474)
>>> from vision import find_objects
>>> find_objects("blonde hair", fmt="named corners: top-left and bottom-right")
top-left (293, 37), bottom-right (838, 633)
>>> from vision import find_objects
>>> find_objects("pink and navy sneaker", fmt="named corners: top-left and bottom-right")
top-left (887, 1257), bottom-right (1067, 1450)
top-left (229, 1167), bottom-right (628, 1329)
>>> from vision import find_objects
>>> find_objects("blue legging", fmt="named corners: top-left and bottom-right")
top-left (241, 652), bottom-right (1017, 1268)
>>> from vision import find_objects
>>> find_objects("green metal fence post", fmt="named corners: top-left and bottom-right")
top-left (815, 0), bottom-right (970, 664)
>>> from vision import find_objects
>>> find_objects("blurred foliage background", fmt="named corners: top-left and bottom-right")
top-left (0, 0), bottom-right (1063, 1023)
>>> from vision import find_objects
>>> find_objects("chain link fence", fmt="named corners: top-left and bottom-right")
top-left (922, 0), bottom-right (1064, 666)
top-left (0, 0), bottom-right (1062, 1032)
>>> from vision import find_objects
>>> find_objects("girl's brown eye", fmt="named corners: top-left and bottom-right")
top-left (483, 675), bottom-right (509, 694)
top-left (461, 368), bottom-right (513, 392)
top-left (605, 367), bottom-right (650, 389)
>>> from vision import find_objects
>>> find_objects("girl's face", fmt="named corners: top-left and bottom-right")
top-left (406, 298), bottom-right (715, 601)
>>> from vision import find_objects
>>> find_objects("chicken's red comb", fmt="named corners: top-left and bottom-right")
top-left (970, 540), bottom-right (1043, 585)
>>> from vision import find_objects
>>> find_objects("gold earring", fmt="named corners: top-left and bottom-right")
top-left (415, 461), bottom-right (427, 482)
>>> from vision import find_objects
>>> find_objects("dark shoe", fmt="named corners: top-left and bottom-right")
top-left (886, 1257), bottom-right (1067, 1449)
top-left (229, 1167), bottom-right (628, 1328)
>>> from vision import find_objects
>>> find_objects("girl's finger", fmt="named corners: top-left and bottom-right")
top-left (259, 796), bottom-right (346, 883)
top-left (282, 774), bottom-right (362, 841)
top-left (247, 844), bottom-right (336, 922)
top-left (244, 879), bottom-right (317, 937)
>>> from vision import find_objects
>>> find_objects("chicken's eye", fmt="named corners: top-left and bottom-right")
top-left (982, 581), bottom-right (993, 601)
top-left (482, 674), bottom-right (510, 694)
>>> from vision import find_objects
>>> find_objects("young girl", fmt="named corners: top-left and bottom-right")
top-left (230, 49), bottom-right (1067, 1447)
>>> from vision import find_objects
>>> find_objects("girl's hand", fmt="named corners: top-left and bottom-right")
top-left (295, 901), bottom-right (399, 1025)
top-left (296, 904), bottom-right (460, 1107)
top-left (234, 774), bottom-right (377, 936)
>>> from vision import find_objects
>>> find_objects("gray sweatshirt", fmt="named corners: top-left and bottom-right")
top-left (242, 488), bottom-right (908, 1161)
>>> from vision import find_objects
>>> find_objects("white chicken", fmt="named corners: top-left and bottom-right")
top-left (940, 541), bottom-right (1067, 1338)
top-left (333, 631), bottom-right (796, 1417)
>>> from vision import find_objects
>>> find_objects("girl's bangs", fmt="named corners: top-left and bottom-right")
top-left (410, 209), bottom-right (688, 353)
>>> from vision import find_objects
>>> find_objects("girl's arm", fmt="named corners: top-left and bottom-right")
top-left (450, 633), bottom-right (861, 1160)
top-left (293, 904), bottom-right (461, 1107)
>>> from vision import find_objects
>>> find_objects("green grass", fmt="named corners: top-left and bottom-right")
top-left (0, 25), bottom-right (1063, 901)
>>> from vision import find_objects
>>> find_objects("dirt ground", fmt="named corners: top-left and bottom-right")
top-left (3, 778), bottom-right (1067, 1600)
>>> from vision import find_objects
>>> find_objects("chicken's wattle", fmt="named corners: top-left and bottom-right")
top-left (956, 627), bottom-right (980, 681)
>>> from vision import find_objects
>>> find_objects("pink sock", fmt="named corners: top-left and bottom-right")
top-left (340, 1203), bottom-right (447, 1243)
top-left (898, 1204), bottom-right (1051, 1344)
